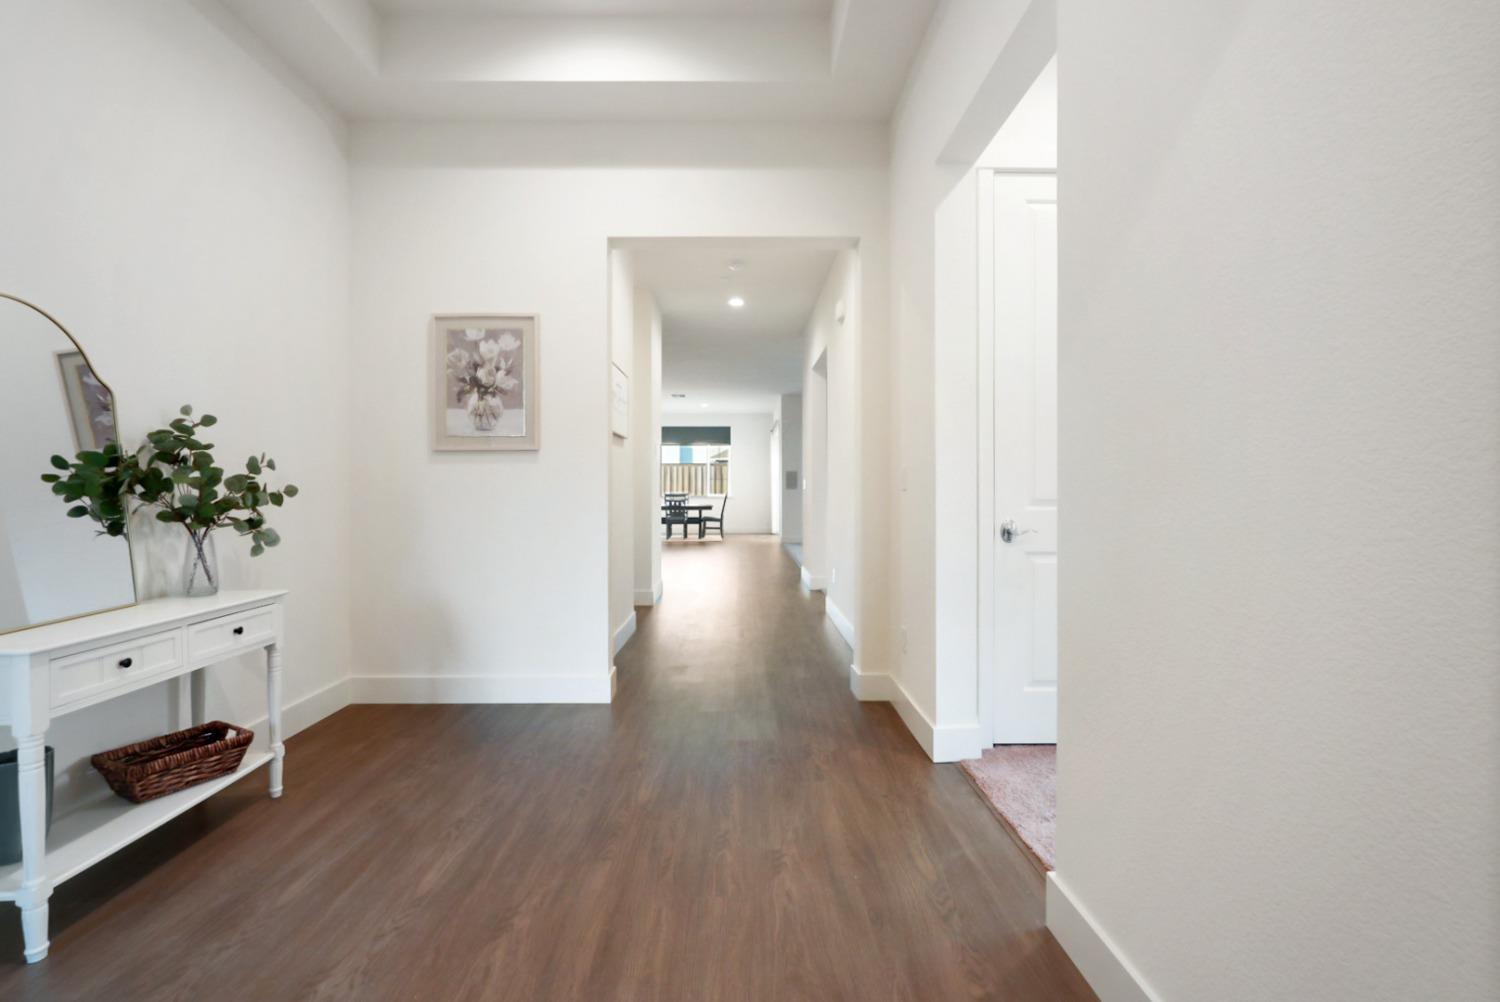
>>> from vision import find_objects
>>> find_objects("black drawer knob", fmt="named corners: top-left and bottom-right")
top-left (233, 626), bottom-right (245, 636)
top-left (117, 657), bottom-right (133, 669)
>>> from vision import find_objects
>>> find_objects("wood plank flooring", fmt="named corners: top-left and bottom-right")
top-left (0, 536), bottom-right (1093, 1000)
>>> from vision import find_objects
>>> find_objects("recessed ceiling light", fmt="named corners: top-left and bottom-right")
top-left (728, 296), bottom-right (745, 309)
top-left (670, 393), bottom-right (687, 398)
top-left (727, 259), bottom-right (744, 272)
top-left (700, 403), bottom-right (709, 408)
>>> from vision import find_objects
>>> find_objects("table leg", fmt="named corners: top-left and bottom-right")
top-left (176, 669), bottom-right (207, 730)
top-left (266, 642), bottom-right (284, 798)
top-left (191, 668), bottom-right (206, 726)
top-left (15, 733), bottom-right (51, 963)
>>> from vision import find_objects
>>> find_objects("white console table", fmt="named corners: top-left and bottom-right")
top-left (0, 589), bottom-right (287, 963)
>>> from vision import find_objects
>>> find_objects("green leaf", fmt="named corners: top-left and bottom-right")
top-left (180, 405), bottom-right (193, 416)
top-left (270, 492), bottom-right (283, 507)
top-left (199, 414), bottom-right (217, 426)
top-left (261, 528), bottom-right (281, 546)
top-left (250, 543), bottom-right (265, 557)
top-left (50, 454), bottom-right (69, 470)
top-left (224, 474), bottom-right (249, 492)
top-left (155, 510), bottom-right (179, 523)
top-left (266, 458), bottom-right (276, 471)
top-left (282, 484), bottom-right (299, 497)
top-left (40, 473), bottom-right (60, 483)
top-left (246, 456), bottom-right (261, 475)
top-left (66, 505), bottom-right (88, 518)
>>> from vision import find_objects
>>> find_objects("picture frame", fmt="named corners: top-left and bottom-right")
top-left (431, 313), bottom-right (540, 451)
top-left (56, 349), bottom-right (117, 451)
top-left (610, 362), bottom-right (629, 439)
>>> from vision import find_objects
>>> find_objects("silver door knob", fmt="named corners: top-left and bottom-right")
top-left (1000, 520), bottom-right (1036, 543)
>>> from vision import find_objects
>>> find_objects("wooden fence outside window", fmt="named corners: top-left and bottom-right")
top-left (662, 463), bottom-right (728, 496)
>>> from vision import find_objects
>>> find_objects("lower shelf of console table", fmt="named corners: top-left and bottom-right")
top-left (0, 747), bottom-right (272, 899)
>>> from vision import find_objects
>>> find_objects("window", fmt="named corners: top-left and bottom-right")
top-left (661, 427), bottom-right (730, 495)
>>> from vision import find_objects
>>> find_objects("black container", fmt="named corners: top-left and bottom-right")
top-left (0, 746), bottom-right (54, 866)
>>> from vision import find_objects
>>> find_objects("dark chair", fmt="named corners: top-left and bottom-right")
top-left (662, 496), bottom-right (689, 539)
top-left (699, 496), bottom-right (728, 539)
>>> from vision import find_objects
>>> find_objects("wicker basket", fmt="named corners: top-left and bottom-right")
top-left (91, 721), bottom-right (254, 804)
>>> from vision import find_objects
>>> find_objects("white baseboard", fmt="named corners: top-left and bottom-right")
top-left (825, 599), bottom-right (855, 648)
top-left (1046, 873), bottom-right (1159, 1002)
top-left (633, 580), bottom-right (662, 606)
top-left (241, 675), bottom-right (351, 740)
top-left (612, 610), bottom-right (637, 655)
top-left (350, 672), bottom-right (615, 704)
top-left (849, 664), bottom-right (893, 701)
top-left (800, 566), bottom-right (828, 592)
top-left (884, 674), bottom-right (983, 763)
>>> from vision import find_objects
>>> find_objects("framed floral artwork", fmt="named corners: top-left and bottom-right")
top-left (56, 349), bottom-right (117, 451)
top-left (431, 313), bottom-right (539, 451)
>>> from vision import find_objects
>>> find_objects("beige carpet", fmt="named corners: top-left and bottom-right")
top-left (960, 745), bottom-right (1057, 871)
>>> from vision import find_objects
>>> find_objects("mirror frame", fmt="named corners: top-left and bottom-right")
top-left (0, 292), bottom-right (138, 635)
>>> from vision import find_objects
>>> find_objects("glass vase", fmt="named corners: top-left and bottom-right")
top-left (182, 529), bottom-right (220, 598)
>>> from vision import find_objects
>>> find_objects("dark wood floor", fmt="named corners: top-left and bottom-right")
top-left (0, 536), bottom-right (1092, 1001)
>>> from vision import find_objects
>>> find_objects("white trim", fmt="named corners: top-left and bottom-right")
top-left (884, 674), bottom-right (984, 763)
top-left (633, 581), bottom-right (662, 606)
top-left (848, 664), bottom-right (893, 701)
top-left (350, 672), bottom-right (615, 704)
top-left (207, 676), bottom-right (351, 753)
top-left (274, 676), bottom-right (351, 738)
top-left (977, 165), bottom-right (998, 747)
top-left (800, 566), bottom-right (828, 592)
top-left (825, 599), bottom-right (855, 648)
top-left (1046, 873), bottom-right (1160, 1002)
top-left (613, 610), bottom-right (637, 655)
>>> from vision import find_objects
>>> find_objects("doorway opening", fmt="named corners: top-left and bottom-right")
top-left (605, 237), bottom-right (860, 667)
top-left (958, 56), bottom-right (1060, 873)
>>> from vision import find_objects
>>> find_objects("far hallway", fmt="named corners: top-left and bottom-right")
top-left (0, 537), bottom-right (1092, 1000)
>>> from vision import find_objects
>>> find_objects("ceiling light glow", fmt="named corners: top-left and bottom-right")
top-left (728, 296), bottom-right (745, 309)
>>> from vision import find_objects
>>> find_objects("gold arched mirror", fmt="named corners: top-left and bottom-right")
top-left (0, 294), bottom-right (136, 634)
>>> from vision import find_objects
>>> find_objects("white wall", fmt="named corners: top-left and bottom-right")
top-left (631, 287), bottom-right (663, 605)
top-left (977, 55), bottom-right (1055, 170)
top-left (0, 0), bottom-right (352, 807)
top-left (608, 249), bottom-right (636, 648)
top-left (664, 413), bottom-right (774, 535)
top-left (778, 393), bottom-right (803, 543)
top-left (770, 397), bottom-right (783, 537)
top-left (1053, 3), bottom-right (1500, 1000)
top-left (803, 355), bottom-right (830, 584)
top-left (800, 252), bottom-right (866, 648)
top-left (348, 122), bottom-right (890, 701)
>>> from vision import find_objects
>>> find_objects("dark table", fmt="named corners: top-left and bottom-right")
top-left (662, 503), bottom-right (714, 539)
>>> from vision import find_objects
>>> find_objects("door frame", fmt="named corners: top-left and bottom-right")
top-left (976, 167), bottom-right (1059, 747)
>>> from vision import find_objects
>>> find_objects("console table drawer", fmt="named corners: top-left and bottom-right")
top-left (50, 631), bottom-right (183, 710)
top-left (187, 606), bottom-right (277, 662)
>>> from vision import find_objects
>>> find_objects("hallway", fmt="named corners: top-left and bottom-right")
top-left (1, 537), bottom-right (1091, 1000)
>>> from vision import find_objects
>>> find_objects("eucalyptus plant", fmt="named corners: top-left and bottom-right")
top-left (42, 406), bottom-right (299, 587)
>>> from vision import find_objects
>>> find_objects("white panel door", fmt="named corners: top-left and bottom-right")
top-left (992, 173), bottom-right (1058, 744)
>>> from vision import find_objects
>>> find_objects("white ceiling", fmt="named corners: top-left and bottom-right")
top-left (218, 0), bottom-right (936, 121)
top-left (371, 0), bottom-right (831, 12)
top-left (625, 240), bottom-right (843, 415)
